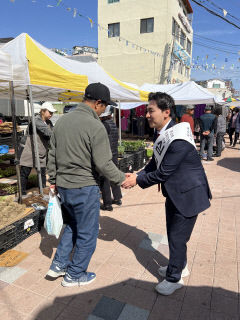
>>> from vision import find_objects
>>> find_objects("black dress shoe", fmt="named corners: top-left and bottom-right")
top-left (207, 157), bottom-right (214, 161)
top-left (100, 204), bottom-right (113, 211)
top-left (112, 199), bottom-right (122, 206)
top-left (213, 154), bottom-right (220, 157)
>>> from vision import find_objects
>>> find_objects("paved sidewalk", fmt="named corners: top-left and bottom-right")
top-left (0, 146), bottom-right (240, 320)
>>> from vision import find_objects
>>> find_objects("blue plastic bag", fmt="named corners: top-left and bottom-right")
top-left (44, 192), bottom-right (63, 238)
top-left (0, 145), bottom-right (9, 154)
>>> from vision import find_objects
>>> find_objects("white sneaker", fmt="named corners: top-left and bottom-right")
top-left (158, 265), bottom-right (190, 278)
top-left (155, 279), bottom-right (184, 295)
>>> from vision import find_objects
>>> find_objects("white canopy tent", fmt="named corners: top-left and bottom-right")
top-left (0, 33), bottom-right (148, 103)
top-left (0, 50), bottom-right (13, 82)
top-left (120, 81), bottom-right (219, 109)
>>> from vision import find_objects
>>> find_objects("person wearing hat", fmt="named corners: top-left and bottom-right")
top-left (99, 106), bottom-right (122, 211)
top-left (180, 105), bottom-right (194, 134)
top-left (199, 106), bottom-right (217, 161)
top-left (47, 83), bottom-right (125, 287)
top-left (19, 102), bottom-right (56, 195)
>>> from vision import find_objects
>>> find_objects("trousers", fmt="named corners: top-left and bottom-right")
top-left (200, 132), bottom-right (214, 158)
top-left (20, 165), bottom-right (46, 195)
top-left (100, 155), bottom-right (122, 205)
top-left (52, 185), bottom-right (100, 279)
top-left (165, 197), bottom-right (197, 283)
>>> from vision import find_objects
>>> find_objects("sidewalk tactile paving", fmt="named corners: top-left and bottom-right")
top-left (0, 266), bottom-right (27, 283)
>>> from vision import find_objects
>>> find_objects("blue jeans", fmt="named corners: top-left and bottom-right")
top-left (200, 132), bottom-right (214, 159)
top-left (52, 185), bottom-right (100, 279)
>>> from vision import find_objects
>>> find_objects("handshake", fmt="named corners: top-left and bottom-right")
top-left (121, 173), bottom-right (137, 189)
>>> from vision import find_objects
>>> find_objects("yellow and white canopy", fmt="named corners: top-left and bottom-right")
top-left (0, 50), bottom-right (13, 82)
top-left (0, 33), bottom-right (148, 102)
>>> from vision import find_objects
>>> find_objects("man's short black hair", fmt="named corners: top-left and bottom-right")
top-left (148, 92), bottom-right (175, 117)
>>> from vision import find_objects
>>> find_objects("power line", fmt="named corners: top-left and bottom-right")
top-left (204, 0), bottom-right (240, 24)
top-left (191, 0), bottom-right (240, 30)
top-left (194, 34), bottom-right (240, 48)
top-left (194, 41), bottom-right (239, 55)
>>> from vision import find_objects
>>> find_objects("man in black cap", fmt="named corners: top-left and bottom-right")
top-left (47, 83), bottom-right (125, 287)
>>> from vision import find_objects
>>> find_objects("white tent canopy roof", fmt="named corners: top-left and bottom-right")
top-left (120, 81), bottom-right (218, 109)
top-left (0, 50), bottom-right (13, 82)
top-left (0, 33), bottom-right (148, 103)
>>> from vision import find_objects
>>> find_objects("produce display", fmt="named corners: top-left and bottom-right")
top-left (0, 183), bottom-right (17, 195)
top-left (0, 198), bottom-right (27, 229)
top-left (21, 193), bottom-right (48, 208)
top-left (0, 122), bottom-right (21, 134)
top-left (0, 167), bottom-right (16, 178)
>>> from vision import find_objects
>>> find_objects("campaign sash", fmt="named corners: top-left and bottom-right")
top-left (153, 122), bottom-right (196, 169)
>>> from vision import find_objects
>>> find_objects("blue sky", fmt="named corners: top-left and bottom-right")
top-left (1, 0), bottom-right (240, 88)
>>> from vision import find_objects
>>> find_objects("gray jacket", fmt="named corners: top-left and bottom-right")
top-left (47, 103), bottom-right (125, 188)
top-left (20, 115), bottom-right (53, 168)
top-left (216, 115), bottom-right (226, 134)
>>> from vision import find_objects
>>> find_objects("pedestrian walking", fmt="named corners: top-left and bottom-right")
top-left (122, 92), bottom-right (212, 296)
top-left (46, 83), bottom-right (125, 287)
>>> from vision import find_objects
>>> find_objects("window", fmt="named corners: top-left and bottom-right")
top-left (187, 39), bottom-right (191, 54)
top-left (213, 83), bottom-right (220, 88)
top-left (185, 67), bottom-right (190, 78)
top-left (173, 59), bottom-right (178, 71)
top-left (140, 18), bottom-right (154, 33)
top-left (180, 30), bottom-right (186, 48)
top-left (172, 18), bottom-right (180, 42)
top-left (108, 0), bottom-right (119, 3)
top-left (108, 23), bottom-right (120, 37)
top-left (178, 62), bottom-right (183, 74)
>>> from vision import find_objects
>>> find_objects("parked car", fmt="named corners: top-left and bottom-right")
top-left (63, 104), bottom-right (78, 113)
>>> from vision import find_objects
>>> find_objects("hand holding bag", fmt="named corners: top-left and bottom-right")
top-left (44, 191), bottom-right (63, 238)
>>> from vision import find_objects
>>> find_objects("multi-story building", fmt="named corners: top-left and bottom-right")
top-left (72, 46), bottom-right (98, 60)
top-left (196, 79), bottom-right (232, 100)
top-left (98, 0), bottom-right (193, 86)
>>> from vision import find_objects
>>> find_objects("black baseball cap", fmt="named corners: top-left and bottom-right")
top-left (84, 82), bottom-right (117, 106)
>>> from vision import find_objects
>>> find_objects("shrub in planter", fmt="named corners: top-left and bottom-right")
top-left (0, 167), bottom-right (16, 178)
top-left (0, 183), bottom-right (17, 195)
top-left (118, 145), bottom-right (125, 157)
top-left (146, 149), bottom-right (153, 158)
top-left (0, 154), bottom-right (15, 161)
top-left (122, 140), bottom-right (145, 152)
top-left (26, 174), bottom-right (39, 189)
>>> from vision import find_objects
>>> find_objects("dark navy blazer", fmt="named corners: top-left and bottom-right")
top-left (136, 120), bottom-right (212, 217)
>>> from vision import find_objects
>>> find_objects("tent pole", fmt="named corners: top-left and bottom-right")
top-left (118, 101), bottom-right (122, 146)
top-left (9, 81), bottom-right (22, 204)
top-left (27, 85), bottom-right (43, 195)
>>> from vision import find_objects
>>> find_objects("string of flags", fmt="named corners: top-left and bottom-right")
top-left (9, 0), bottom-right (240, 77)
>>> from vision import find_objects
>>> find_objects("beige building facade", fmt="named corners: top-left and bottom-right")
top-left (98, 0), bottom-right (193, 86)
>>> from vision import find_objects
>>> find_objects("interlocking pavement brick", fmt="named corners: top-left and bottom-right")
top-left (118, 304), bottom-right (150, 320)
top-left (92, 296), bottom-right (125, 320)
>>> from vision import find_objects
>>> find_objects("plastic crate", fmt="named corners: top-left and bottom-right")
top-left (0, 209), bottom-right (46, 255)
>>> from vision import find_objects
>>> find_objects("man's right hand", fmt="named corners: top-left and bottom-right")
top-left (49, 184), bottom-right (57, 194)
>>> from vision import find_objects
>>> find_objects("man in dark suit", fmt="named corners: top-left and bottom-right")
top-left (122, 92), bottom-right (212, 295)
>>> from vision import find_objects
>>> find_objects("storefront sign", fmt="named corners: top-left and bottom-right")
top-left (178, 13), bottom-right (191, 33)
top-left (173, 42), bottom-right (191, 67)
